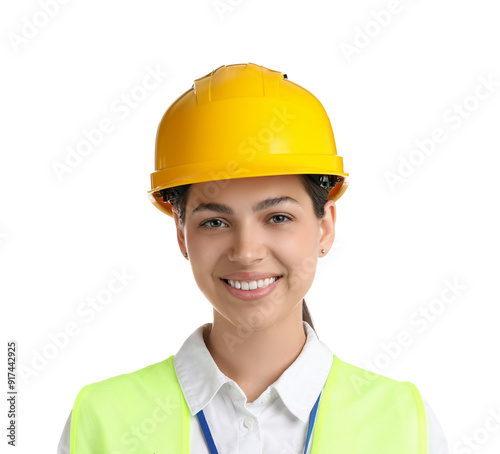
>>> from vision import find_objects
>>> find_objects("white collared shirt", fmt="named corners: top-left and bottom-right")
top-left (57, 321), bottom-right (449, 453)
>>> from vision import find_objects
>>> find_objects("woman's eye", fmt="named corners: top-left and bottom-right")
top-left (200, 219), bottom-right (227, 229)
top-left (269, 214), bottom-right (292, 224)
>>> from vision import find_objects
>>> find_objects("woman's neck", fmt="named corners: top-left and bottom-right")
top-left (204, 305), bottom-right (307, 403)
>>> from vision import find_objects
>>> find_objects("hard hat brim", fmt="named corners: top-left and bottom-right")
top-left (149, 154), bottom-right (349, 217)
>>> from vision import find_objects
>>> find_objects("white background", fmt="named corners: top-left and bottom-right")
top-left (1, 0), bottom-right (499, 452)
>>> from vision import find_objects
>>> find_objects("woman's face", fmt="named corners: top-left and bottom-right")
top-left (173, 174), bottom-right (336, 332)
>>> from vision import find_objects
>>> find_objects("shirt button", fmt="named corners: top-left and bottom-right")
top-left (243, 417), bottom-right (255, 429)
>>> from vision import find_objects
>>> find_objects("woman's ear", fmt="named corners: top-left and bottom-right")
top-left (319, 199), bottom-right (336, 253)
top-left (172, 208), bottom-right (187, 255)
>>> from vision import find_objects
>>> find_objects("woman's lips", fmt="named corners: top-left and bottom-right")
top-left (220, 276), bottom-right (282, 301)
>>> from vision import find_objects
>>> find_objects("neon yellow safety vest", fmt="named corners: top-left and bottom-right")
top-left (69, 355), bottom-right (427, 453)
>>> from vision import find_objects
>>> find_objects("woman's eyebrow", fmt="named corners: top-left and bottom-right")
top-left (191, 196), bottom-right (301, 216)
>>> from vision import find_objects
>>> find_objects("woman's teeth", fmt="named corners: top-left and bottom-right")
top-left (225, 277), bottom-right (280, 291)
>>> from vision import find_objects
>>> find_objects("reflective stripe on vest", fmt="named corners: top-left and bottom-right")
top-left (69, 355), bottom-right (427, 453)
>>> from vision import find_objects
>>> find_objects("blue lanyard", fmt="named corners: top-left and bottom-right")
top-left (196, 391), bottom-right (322, 454)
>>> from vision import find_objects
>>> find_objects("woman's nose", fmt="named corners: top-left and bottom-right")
top-left (227, 224), bottom-right (267, 265)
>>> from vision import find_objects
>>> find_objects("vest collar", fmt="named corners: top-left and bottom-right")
top-left (173, 321), bottom-right (333, 423)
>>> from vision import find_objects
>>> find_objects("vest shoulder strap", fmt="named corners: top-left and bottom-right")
top-left (70, 355), bottom-right (190, 454)
top-left (311, 355), bottom-right (427, 453)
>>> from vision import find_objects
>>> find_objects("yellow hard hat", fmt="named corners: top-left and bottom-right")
top-left (149, 62), bottom-right (349, 217)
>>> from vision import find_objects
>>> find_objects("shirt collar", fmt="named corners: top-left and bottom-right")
top-left (173, 321), bottom-right (334, 423)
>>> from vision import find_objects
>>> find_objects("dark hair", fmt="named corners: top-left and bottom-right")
top-left (170, 174), bottom-right (331, 335)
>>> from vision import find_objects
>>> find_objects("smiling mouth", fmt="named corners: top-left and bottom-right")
top-left (221, 276), bottom-right (282, 291)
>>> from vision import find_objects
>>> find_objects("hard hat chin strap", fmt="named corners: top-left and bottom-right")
top-left (309, 175), bottom-right (342, 193)
top-left (161, 185), bottom-right (190, 205)
top-left (160, 175), bottom-right (342, 205)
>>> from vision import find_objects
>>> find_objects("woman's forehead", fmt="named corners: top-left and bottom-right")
top-left (189, 174), bottom-right (306, 203)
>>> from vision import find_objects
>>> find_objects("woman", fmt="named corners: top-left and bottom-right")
top-left (58, 63), bottom-right (448, 453)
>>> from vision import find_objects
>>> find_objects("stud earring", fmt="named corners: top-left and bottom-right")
top-left (321, 249), bottom-right (326, 254)
top-left (184, 252), bottom-right (188, 258)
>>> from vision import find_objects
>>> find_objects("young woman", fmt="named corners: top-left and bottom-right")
top-left (58, 63), bottom-right (448, 453)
